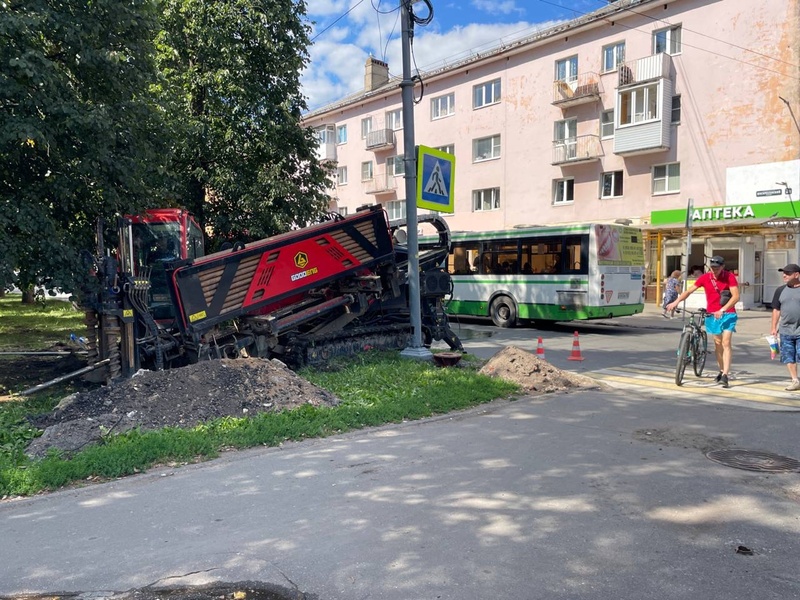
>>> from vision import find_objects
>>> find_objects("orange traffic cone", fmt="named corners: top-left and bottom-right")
top-left (536, 336), bottom-right (546, 359)
top-left (567, 331), bottom-right (585, 361)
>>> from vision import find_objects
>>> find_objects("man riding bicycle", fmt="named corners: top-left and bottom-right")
top-left (666, 256), bottom-right (740, 388)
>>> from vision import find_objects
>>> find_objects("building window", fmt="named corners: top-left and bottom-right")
top-left (600, 109), bottom-right (615, 138)
top-left (386, 200), bottom-right (406, 220)
top-left (618, 83), bottom-right (659, 126)
top-left (472, 187), bottom-right (500, 212)
top-left (473, 135), bottom-right (501, 162)
top-left (387, 156), bottom-right (405, 176)
top-left (602, 42), bottom-right (625, 73)
top-left (553, 178), bottom-right (574, 204)
top-left (386, 109), bottom-right (403, 131)
top-left (671, 95), bottom-right (681, 123)
top-left (338, 206), bottom-right (348, 216)
top-left (361, 161), bottom-right (373, 181)
top-left (336, 125), bottom-right (347, 145)
top-left (554, 118), bottom-right (577, 161)
top-left (431, 93), bottom-right (455, 119)
top-left (315, 125), bottom-right (334, 144)
top-left (473, 79), bottom-right (501, 109)
top-left (652, 162), bottom-right (680, 194)
top-left (600, 171), bottom-right (623, 198)
top-left (361, 117), bottom-right (373, 139)
top-left (436, 144), bottom-right (455, 155)
top-left (555, 56), bottom-right (578, 82)
top-left (653, 25), bottom-right (682, 55)
top-left (337, 166), bottom-right (348, 185)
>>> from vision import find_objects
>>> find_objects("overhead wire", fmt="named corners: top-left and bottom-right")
top-left (577, 0), bottom-right (800, 71)
top-left (405, 0), bottom-right (434, 104)
top-left (377, 0), bottom-right (401, 64)
top-left (310, 0), bottom-right (367, 43)
top-left (537, 0), bottom-right (800, 80)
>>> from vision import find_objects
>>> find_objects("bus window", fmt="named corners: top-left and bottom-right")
top-left (485, 241), bottom-right (518, 274)
top-left (449, 242), bottom-right (480, 274)
top-left (565, 235), bottom-right (588, 273)
top-left (525, 237), bottom-right (561, 273)
top-left (450, 245), bottom-right (473, 274)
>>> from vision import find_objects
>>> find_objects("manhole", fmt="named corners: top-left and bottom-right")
top-left (705, 449), bottom-right (800, 473)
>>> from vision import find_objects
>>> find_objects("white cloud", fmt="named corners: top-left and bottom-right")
top-left (303, 1), bottom-right (565, 111)
top-left (472, 0), bottom-right (525, 17)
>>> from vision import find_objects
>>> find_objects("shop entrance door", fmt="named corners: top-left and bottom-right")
top-left (764, 250), bottom-right (790, 306)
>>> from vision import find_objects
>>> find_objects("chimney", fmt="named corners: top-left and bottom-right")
top-left (364, 56), bottom-right (389, 92)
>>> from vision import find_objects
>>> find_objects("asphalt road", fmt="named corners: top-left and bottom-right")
top-left (2, 306), bottom-right (799, 600)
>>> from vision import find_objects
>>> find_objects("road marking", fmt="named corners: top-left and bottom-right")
top-left (589, 365), bottom-right (800, 409)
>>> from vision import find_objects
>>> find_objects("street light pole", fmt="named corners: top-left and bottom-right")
top-left (398, 0), bottom-right (431, 360)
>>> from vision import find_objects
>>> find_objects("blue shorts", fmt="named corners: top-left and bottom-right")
top-left (705, 312), bottom-right (738, 336)
top-left (779, 334), bottom-right (800, 364)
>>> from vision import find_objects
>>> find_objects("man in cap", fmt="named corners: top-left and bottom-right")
top-left (666, 255), bottom-right (740, 388)
top-left (771, 263), bottom-right (800, 391)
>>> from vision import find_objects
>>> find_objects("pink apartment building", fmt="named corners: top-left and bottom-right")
top-left (303, 0), bottom-right (800, 308)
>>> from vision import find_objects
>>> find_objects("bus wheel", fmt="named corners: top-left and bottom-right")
top-left (490, 296), bottom-right (517, 328)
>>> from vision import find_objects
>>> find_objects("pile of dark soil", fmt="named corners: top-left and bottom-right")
top-left (26, 358), bottom-right (340, 459)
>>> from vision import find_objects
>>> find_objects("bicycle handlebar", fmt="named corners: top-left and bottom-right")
top-left (674, 307), bottom-right (707, 316)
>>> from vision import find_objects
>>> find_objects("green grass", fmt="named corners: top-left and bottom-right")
top-left (0, 351), bottom-right (519, 497)
top-left (0, 295), bottom-right (85, 350)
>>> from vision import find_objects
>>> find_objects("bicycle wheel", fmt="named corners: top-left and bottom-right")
top-left (692, 330), bottom-right (707, 377)
top-left (675, 331), bottom-right (691, 386)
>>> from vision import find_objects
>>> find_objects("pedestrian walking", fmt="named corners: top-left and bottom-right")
top-left (770, 263), bottom-right (800, 391)
top-left (662, 270), bottom-right (681, 318)
top-left (666, 256), bottom-right (739, 388)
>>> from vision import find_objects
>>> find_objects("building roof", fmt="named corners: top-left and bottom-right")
top-left (304, 0), bottom-right (659, 118)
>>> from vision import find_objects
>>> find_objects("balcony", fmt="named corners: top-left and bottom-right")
top-left (315, 141), bottom-right (336, 162)
top-left (617, 52), bottom-right (671, 88)
top-left (364, 169), bottom-right (398, 195)
top-left (613, 53), bottom-right (674, 156)
top-left (365, 128), bottom-right (395, 151)
top-left (551, 135), bottom-right (603, 165)
top-left (552, 72), bottom-right (602, 108)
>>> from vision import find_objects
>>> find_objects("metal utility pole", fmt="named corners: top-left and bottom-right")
top-left (399, 0), bottom-right (431, 360)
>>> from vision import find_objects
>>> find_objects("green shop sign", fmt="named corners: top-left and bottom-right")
top-left (650, 201), bottom-right (797, 226)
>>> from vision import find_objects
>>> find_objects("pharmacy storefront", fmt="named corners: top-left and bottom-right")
top-left (645, 200), bottom-right (799, 310)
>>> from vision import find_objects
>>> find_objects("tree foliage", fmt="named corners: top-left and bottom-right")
top-left (1, 0), bottom-right (333, 297)
top-left (0, 0), bottom-right (168, 295)
top-left (155, 0), bottom-right (331, 248)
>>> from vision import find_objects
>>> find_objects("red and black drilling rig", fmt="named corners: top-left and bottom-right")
top-left (79, 205), bottom-right (462, 382)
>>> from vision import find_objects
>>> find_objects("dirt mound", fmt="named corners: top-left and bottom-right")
top-left (479, 346), bottom-right (601, 393)
top-left (26, 358), bottom-right (340, 458)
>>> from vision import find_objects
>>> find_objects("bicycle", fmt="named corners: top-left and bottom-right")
top-left (674, 308), bottom-right (708, 386)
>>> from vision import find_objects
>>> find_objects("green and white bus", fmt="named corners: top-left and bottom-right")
top-left (439, 223), bottom-right (645, 327)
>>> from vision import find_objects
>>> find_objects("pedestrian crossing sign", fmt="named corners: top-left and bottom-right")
top-left (416, 145), bottom-right (455, 213)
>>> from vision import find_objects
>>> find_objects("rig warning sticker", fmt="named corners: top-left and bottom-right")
top-left (189, 310), bottom-right (207, 323)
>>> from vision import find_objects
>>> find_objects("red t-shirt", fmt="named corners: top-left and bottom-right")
top-left (695, 270), bottom-right (738, 312)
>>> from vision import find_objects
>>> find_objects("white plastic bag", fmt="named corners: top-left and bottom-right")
top-left (766, 335), bottom-right (779, 360)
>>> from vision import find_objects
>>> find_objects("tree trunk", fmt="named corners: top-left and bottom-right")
top-left (22, 286), bottom-right (36, 304)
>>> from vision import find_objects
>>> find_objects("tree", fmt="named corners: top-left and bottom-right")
top-left (155, 0), bottom-right (332, 247)
top-left (0, 0), bottom-right (170, 298)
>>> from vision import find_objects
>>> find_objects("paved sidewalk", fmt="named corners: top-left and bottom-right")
top-left (595, 302), bottom-right (774, 341)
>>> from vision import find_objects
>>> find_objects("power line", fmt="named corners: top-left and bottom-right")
top-left (310, 0), bottom-right (367, 43)
top-left (585, 0), bottom-right (800, 71)
top-left (537, 0), bottom-right (800, 78)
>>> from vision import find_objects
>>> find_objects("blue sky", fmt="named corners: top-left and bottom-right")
top-left (302, 0), bottom-right (607, 111)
